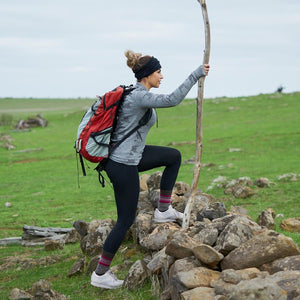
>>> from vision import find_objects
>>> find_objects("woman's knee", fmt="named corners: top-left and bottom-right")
top-left (168, 148), bottom-right (181, 165)
top-left (116, 216), bottom-right (135, 231)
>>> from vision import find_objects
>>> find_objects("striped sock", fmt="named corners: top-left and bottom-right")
top-left (158, 191), bottom-right (172, 212)
top-left (95, 251), bottom-right (114, 276)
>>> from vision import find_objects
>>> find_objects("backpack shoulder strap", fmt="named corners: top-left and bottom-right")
top-left (109, 108), bottom-right (152, 154)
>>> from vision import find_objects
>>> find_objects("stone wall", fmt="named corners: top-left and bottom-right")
top-left (74, 171), bottom-right (300, 299)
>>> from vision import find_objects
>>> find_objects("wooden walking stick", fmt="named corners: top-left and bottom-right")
top-left (182, 0), bottom-right (211, 230)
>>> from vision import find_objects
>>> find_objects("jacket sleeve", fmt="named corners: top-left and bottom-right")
top-left (134, 65), bottom-right (206, 109)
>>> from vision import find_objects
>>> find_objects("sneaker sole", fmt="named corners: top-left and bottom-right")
top-left (154, 218), bottom-right (178, 223)
top-left (91, 281), bottom-right (122, 289)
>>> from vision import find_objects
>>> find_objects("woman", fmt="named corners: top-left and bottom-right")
top-left (91, 50), bottom-right (210, 289)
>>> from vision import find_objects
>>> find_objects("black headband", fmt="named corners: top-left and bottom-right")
top-left (134, 56), bottom-right (161, 80)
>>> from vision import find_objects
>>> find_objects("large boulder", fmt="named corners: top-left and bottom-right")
top-left (229, 270), bottom-right (300, 300)
top-left (123, 259), bottom-right (149, 291)
top-left (257, 209), bottom-right (275, 229)
top-left (147, 246), bottom-right (175, 274)
top-left (280, 217), bottom-right (300, 232)
top-left (221, 230), bottom-right (299, 270)
top-left (165, 231), bottom-right (199, 259)
top-left (168, 257), bottom-right (202, 300)
top-left (175, 267), bottom-right (220, 289)
top-left (181, 287), bottom-right (216, 300)
top-left (139, 223), bottom-right (180, 251)
top-left (215, 216), bottom-right (261, 255)
top-left (260, 255), bottom-right (300, 274)
top-left (192, 244), bottom-right (224, 268)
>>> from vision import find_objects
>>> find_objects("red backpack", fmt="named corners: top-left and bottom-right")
top-left (75, 85), bottom-right (151, 185)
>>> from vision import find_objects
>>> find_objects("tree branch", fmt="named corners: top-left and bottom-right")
top-left (182, 0), bottom-right (211, 230)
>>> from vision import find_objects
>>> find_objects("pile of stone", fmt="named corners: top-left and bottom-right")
top-left (9, 280), bottom-right (67, 300)
top-left (0, 133), bottom-right (15, 150)
top-left (207, 176), bottom-right (274, 198)
top-left (16, 114), bottom-right (48, 130)
top-left (71, 171), bottom-right (300, 299)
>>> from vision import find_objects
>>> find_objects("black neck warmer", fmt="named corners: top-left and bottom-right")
top-left (134, 56), bottom-right (161, 80)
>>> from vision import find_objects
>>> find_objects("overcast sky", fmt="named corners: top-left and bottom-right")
top-left (0, 0), bottom-right (299, 99)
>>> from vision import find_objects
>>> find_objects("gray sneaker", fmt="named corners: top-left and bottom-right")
top-left (91, 270), bottom-right (123, 289)
top-left (154, 206), bottom-right (184, 223)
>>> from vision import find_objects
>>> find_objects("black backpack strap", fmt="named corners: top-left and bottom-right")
top-left (79, 153), bottom-right (86, 176)
top-left (109, 108), bottom-right (152, 155)
top-left (94, 160), bottom-right (107, 187)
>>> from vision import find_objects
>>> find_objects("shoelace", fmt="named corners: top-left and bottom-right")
top-left (108, 271), bottom-right (119, 282)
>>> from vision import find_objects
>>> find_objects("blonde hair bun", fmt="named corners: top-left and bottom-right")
top-left (124, 50), bottom-right (142, 70)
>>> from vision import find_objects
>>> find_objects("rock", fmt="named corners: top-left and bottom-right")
top-left (44, 240), bottom-right (63, 251)
top-left (170, 193), bottom-right (187, 213)
top-left (137, 191), bottom-right (153, 213)
top-left (140, 223), bottom-right (180, 251)
top-left (229, 270), bottom-right (300, 300)
top-left (169, 257), bottom-right (202, 300)
top-left (230, 278), bottom-right (287, 300)
top-left (146, 171), bottom-right (162, 192)
top-left (214, 296), bottom-right (228, 300)
top-left (213, 268), bottom-right (268, 297)
top-left (197, 202), bottom-right (227, 221)
top-left (148, 189), bottom-right (160, 208)
top-left (192, 244), bottom-right (224, 268)
top-left (16, 114), bottom-right (48, 130)
top-left (260, 255), bottom-right (300, 274)
top-left (67, 258), bottom-right (85, 277)
top-left (215, 216), bottom-right (261, 255)
top-left (123, 259), bottom-right (149, 291)
top-left (81, 219), bottom-right (115, 256)
top-left (165, 231), bottom-right (199, 259)
top-left (181, 287), bottom-right (216, 300)
top-left (29, 279), bottom-right (67, 299)
top-left (266, 208), bottom-right (276, 218)
top-left (218, 268), bottom-right (262, 285)
top-left (221, 230), bottom-right (299, 270)
top-left (30, 279), bottom-right (51, 295)
top-left (254, 177), bottom-right (271, 187)
top-left (72, 220), bottom-right (89, 237)
top-left (85, 255), bottom-right (100, 275)
top-left (257, 209), bottom-right (275, 229)
top-left (232, 185), bottom-right (254, 198)
top-left (229, 206), bottom-right (248, 216)
top-left (33, 290), bottom-right (68, 299)
top-left (192, 226), bottom-right (219, 246)
top-left (173, 181), bottom-right (190, 196)
top-left (88, 218), bottom-right (114, 234)
top-left (62, 229), bottom-right (81, 244)
top-left (270, 270), bottom-right (300, 299)
top-left (183, 193), bottom-right (217, 226)
top-left (80, 232), bottom-right (104, 256)
top-left (280, 217), bottom-right (300, 232)
top-left (140, 173), bottom-right (149, 191)
top-left (210, 214), bottom-right (237, 233)
top-left (132, 211), bottom-right (153, 243)
top-left (147, 247), bottom-right (175, 274)
top-left (9, 288), bottom-right (33, 299)
top-left (176, 267), bottom-right (220, 289)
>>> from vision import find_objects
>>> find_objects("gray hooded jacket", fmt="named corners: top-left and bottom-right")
top-left (109, 65), bottom-right (206, 165)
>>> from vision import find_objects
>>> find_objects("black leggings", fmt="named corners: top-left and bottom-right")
top-left (103, 145), bottom-right (181, 255)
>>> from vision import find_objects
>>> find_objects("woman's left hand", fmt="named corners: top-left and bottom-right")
top-left (203, 64), bottom-right (210, 75)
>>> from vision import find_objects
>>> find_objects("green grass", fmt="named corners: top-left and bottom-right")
top-left (0, 92), bottom-right (299, 299)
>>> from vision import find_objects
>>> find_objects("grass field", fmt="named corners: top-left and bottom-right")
top-left (0, 92), bottom-right (299, 299)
